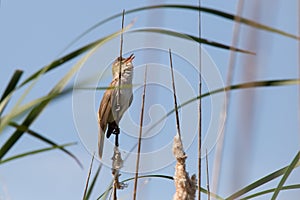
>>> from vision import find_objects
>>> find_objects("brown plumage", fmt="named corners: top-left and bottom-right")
top-left (98, 54), bottom-right (134, 159)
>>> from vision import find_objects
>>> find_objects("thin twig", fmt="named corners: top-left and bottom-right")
top-left (116, 9), bottom-right (125, 146)
top-left (113, 9), bottom-right (125, 200)
top-left (82, 153), bottom-right (95, 200)
top-left (198, 0), bottom-right (202, 199)
top-left (211, 0), bottom-right (245, 194)
top-left (205, 149), bottom-right (210, 200)
top-left (169, 49), bottom-right (181, 138)
top-left (133, 65), bottom-right (148, 200)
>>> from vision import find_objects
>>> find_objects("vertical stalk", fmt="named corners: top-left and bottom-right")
top-left (133, 65), bottom-right (148, 200)
top-left (205, 149), bottom-right (210, 200)
top-left (198, 0), bottom-right (202, 199)
top-left (169, 49), bottom-right (181, 138)
top-left (112, 9), bottom-right (125, 200)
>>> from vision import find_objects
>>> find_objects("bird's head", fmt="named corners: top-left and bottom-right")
top-left (112, 54), bottom-right (135, 78)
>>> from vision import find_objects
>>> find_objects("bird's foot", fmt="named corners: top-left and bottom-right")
top-left (107, 121), bottom-right (120, 146)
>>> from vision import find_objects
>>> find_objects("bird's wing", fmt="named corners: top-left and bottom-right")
top-left (98, 78), bottom-right (117, 159)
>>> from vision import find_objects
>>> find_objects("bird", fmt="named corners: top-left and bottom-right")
top-left (98, 54), bottom-right (135, 159)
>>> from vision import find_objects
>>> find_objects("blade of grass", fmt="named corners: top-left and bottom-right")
top-left (18, 35), bottom-right (110, 88)
top-left (0, 142), bottom-right (75, 164)
top-left (240, 184), bottom-right (300, 199)
top-left (131, 28), bottom-right (254, 54)
top-left (0, 22), bottom-right (134, 160)
top-left (86, 163), bottom-right (103, 200)
top-left (0, 83), bottom-right (117, 128)
top-left (8, 121), bottom-right (82, 167)
top-left (62, 4), bottom-right (298, 54)
top-left (0, 70), bottom-right (23, 117)
top-left (97, 175), bottom-right (224, 200)
top-left (144, 79), bottom-right (300, 137)
top-left (83, 153), bottom-right (95, 200)
top-left (226, 157), bottom-right (300, 200)
top-left (0, 92), bottom-right (64, 131)
top-left (270, 151), bottom-right (300, 200)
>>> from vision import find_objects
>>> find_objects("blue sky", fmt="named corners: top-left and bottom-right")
top-left (0, 0), bottom-right (299, 199)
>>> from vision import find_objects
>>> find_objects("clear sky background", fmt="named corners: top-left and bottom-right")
top-left (0, 0), bottom-right (299, 200)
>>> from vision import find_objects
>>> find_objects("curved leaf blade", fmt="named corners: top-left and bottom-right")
top-left (85, 163), bottom-right (103, 200)
top-left (241, 184), bottom-right (300, 200)
top-left (144, 79), bottom-right (300, 136)
top-left (8, 121), bottom-right (82, 167)
top-left (0, 70), bottom-right (23, 117)
top-left (97, 174), bottom-right (224, 200)
top-left (271, 151), bottom-right (300, 200)
top-left (226, 155), bottom-right (300, 199)
top-left (18, 35), bottom-right (110, 88)
top-left (0, 142), bottom-right (75, 164)
top-left (62, 4), bottom-right (298, 54)
top-left (131, 28), bottom-right (254, 54)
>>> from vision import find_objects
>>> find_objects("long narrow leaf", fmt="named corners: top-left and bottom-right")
top-left (0, 82), bottom-right (115, 129)
top-left (0, 23), bottom-right (134, 160)
top-left (0, 70), bottom-right (23, 117)
top-left (97, 175), bottom-right (224, 200)
top-left (241, 184), bottom-right (300, 200)
top-left (131, 28), bottom-right (254, 54)
top-left (0, 92), bottom-right (60, 131)
top-left (226, 159), bottom-right (300, 199)
top-left (271, 151), bottom-right (300, 200)
top-left (83, 154), bottom-right (95, 200)
top-left (85, 163), bottom-right (103, 200)
top-left (0, 142), bottom-right (75, 164)
top-left (145, 79), bottom-right (300, 136)
top-left (63, 4), bottom-right (298, 54)
top-left (8, 121), bottom-right (82, 167)
top-left (18, 35), bottom-right (110, 88)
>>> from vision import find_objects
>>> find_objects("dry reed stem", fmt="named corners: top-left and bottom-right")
top-left (169, 49), bottom-right (181, 138)
top-left (112, 9), bottom-right (125, 200)
top-left (133, 65), bottom-right (148, 200)
top-left (116, 9), bottom-right (125, 118)
top-left (205, 149), bottom-right (210, 200)
top-left (173, 134), bottom-right (197, 200)
top-left (197, 0), bottom-right (202, 199)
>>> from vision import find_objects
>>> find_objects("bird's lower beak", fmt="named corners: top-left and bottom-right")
top-left (125, 54), bottom-right (135, 63)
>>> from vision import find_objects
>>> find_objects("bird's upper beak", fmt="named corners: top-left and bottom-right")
top-left (124, 54), bottom-right (135, 64)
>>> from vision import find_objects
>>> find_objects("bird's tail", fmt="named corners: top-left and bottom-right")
top-left (98, 125), bottom-right (106, 159)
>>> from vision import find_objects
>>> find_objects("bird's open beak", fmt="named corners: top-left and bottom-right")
top-left (125, 54), bottom-right (135, 63)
